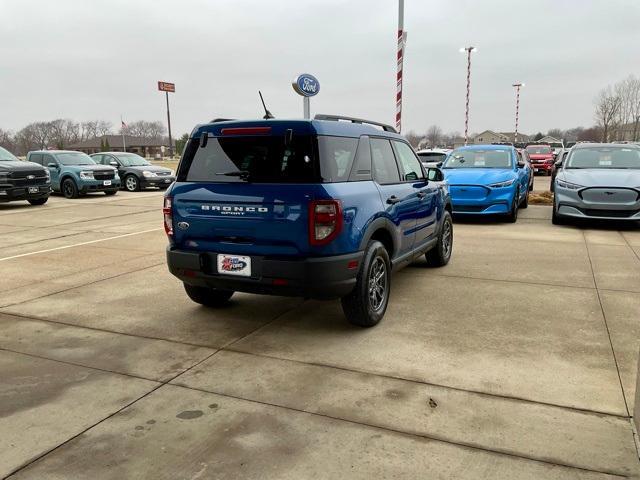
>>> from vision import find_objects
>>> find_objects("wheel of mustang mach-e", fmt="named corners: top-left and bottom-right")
top-left (506, 189), bottom-right (519, 223)
top-left (183, 283), bottom-right (234, 306)
top-left (341, 240), bottom-right (391, 328)
top-left (521, 188), bottom-right (529, 209)
top-left (425, 210), bottom-right (453, 266)
top-left (552, 204), bottom-right (565, 225)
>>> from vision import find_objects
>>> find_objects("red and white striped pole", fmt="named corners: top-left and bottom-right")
top-left (512, 83), bottom-right (525, 144)
top-left (460, 46), bottom-right (476, 145)
top-left (396, 0), bottom-right (405, 133)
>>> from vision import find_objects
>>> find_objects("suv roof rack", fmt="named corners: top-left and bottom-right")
top-left (210, 118), bottom-right (235, 123)
top-left (314, 114), bottom-right (398, 134)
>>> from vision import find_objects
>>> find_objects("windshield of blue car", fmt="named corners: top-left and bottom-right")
top-left (565, 147), bottom-right (640, 169)
top-left (0, 146), bottom-right (19, 161)
top-left (115, 153), bottom-right (150, 167)
top-left (56, 152), bottom-right (96, 166)
top-left (443, 149), bottom-right (512, 169)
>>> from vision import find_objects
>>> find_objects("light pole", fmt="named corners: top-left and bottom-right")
top-left (512, 83), bottom-right (525, 145)
top-left (460, 46), bottom-right (477, 145)
top-left (396, 0), bottom-right (407, 133)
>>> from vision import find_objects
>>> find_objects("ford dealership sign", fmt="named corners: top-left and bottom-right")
top-left (292, 74), bottom-right (320, 97)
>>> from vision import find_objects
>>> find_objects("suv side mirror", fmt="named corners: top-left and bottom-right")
top-left (427, 167), bottom-right (444, 182)
top-left (517, 161), bottom-right (526, 169)
top-left (47, 163), bottom-right (58, 169)
top-left (554, 159), bottom-right (563, 167)
top-left (110, 161), bottom-right (118, 167)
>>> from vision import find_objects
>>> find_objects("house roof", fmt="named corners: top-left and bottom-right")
top-left (69, 135), bottom-right (169, 149)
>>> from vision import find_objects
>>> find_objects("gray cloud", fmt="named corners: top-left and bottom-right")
top-left (1, 0), bottom-right (638, 137)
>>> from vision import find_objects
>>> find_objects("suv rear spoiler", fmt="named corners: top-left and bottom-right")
top-left (314, 114), bottom-right (398, 134)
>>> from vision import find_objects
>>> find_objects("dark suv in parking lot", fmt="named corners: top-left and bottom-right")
top-left (91, 152), bottom-right (175, 191)
top-left (27, 150), bottom-right (120, 198)
top-left (0, 146), bottom-right (51, 205)
top-left (164, 115), bottom-right (453, 327)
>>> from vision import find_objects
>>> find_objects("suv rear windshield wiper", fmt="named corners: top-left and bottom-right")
top-left (216, 170), bottom-right (251, 180)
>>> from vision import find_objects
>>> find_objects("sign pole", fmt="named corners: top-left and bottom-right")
top-left (303, 97), bottom-right (310, 119)
top-left (165, 91), bottom-right (173, 157)
top-left (396, 0), bottom-right (405, 133)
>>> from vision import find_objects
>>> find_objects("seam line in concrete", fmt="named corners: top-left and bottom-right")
top-left (583, 229), bottom-right (631, 418)
top-left (0, 228), bottom-right (161, 262)
top-left (223, 347), bottom-right (631, 420)
top-left (165, 382), bottom-right (630, 478)
top-left (0, 259), bottom-right (163, 307)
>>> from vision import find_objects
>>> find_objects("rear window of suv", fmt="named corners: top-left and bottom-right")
top-left (180, 134), bottom-right (359, 183)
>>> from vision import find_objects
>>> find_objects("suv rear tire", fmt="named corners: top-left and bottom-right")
top-left (183, 283), bottom-right (234, 307)
top-left (28, 197), bottom-right (48, 205)
top-left (341, 240), bottom-right (390, 328)
top-left (425, 211), bottom-right (453, 266)
top-left (506, 189), bottom-right (519, 223)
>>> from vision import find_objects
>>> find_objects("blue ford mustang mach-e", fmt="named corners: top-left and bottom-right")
top-left (442, 145), bottom-right (531, 222)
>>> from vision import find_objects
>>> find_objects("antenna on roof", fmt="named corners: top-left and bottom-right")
top-left (259, 91), bottom-right (274, 119)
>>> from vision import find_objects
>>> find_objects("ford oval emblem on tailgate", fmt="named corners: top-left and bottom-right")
top-left (177, 221), bottom-right (190, 230)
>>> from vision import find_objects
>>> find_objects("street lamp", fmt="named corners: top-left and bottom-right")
top-left (512, 82), bottom-right (525, 144)
top-left (460, 47), bottom-right (477, 145)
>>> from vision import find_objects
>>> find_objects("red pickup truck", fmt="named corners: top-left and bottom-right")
top-left (525, 144), bottom-right (555, 175)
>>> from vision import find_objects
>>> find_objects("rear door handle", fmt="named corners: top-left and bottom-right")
top-left (387, 195), bottom-right (401, 205)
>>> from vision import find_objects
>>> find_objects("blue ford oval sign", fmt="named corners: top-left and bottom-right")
top-left (292, 74), bottom-right (320, 97)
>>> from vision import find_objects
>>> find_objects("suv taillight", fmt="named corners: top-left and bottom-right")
top-left (163, 197), bottom-right (173, 236)
top-left (309, 200), bottom-right (343, 246)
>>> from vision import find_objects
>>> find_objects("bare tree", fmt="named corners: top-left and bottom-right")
top-left (426, 125), bottom-right (443, 147)
top-left (121, 120), bottom-right (165, 139)
top-left (404, 130), bottom-right (422, 148)
top-left (96, 120), bottom-right (113, 137)
top-left (0, 129), bottom-right (16, 152)
top-left (594, 86), bottom-right (621, 142)
top-left (546, 128), bottom-right (564, 139)
top-left (49, 119), bottom-right (80, 149)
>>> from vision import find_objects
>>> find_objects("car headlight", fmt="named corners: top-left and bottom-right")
top-left (488, 179), bottom-right (515, 188)
top-left (556, 179), bottom-right (583, 190)
top-left (44, 169), bottom-right (51, 181)
top-left (142, 170), bottom-right (157, 178)
top-left (170, 170), bottom-right (175, 176)
top-left (79, 171), bottom-right (94, 180)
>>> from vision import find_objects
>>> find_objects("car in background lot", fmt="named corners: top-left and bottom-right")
top-left (27, 150), bottom-right (120, 198)
top-left (526, 144), bottom-right (555, 175)
top-left (518, 148), bottom-right (535, 192)
top-left (550, 148), bottom-right (570, 192)
top-left (442, 145), bottom-right (530, 222)
top-left (416, 148), bottom-right (450, 167)
top-left (165, 115), bottom-right (453, 327)
top-left (0, 146), bottom-right (50, 205)
top-left (553, 143), bottom-right (640, 224)
top-left (91, 152), bottom-right (175, 192)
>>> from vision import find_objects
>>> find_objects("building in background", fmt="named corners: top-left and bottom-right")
top-left (69, 135), bottom-right (170, 157)
top-left (471, 130), bottom-right (531, 145)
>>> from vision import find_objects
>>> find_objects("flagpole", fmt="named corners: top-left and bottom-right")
top-left (120, 115), bottom-right (126, 152)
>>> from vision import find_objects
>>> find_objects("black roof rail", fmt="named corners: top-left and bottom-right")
top-left (314, 114), bottom-right (398, 134)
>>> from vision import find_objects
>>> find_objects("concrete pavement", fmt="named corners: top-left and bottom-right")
top-left (0, 191), bottom-right (638, 479)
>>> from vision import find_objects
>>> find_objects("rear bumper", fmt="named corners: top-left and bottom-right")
top-left (531, 163), bottom-right (553, 172)
top-left (0, 184), bottom-right (51, 202)
top-left (167, 247), bottom-right (363, 299)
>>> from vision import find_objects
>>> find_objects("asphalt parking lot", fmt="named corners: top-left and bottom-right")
top-left (1, 191), bottom-right (639, 479)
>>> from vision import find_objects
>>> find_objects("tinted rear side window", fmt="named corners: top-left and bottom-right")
top-left (317, 136), bottom-right (358, 182)
top-left (29, 153), bottom-right (43, 165)
top-left (371, 138), bottom-right (400, 184)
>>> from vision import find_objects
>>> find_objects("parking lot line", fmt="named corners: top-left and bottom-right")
top-left (0, 228), bottom-right (161, 262)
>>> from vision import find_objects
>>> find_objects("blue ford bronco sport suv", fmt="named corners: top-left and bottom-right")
top-left (165, 115), bottom-right (453, 327)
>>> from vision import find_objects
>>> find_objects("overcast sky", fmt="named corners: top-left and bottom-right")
top-left (1, 0), bottom-right (639, 137)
